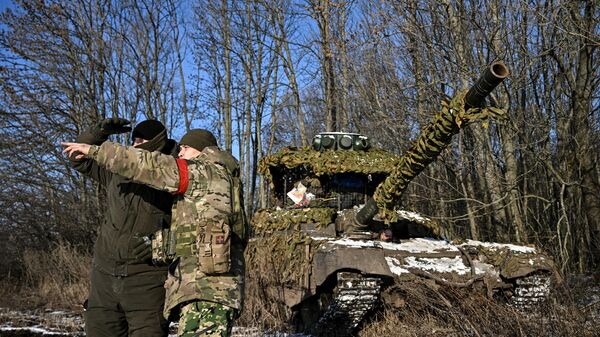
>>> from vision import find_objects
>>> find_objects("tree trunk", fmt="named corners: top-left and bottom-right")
top-left (222, 0), bottom-right (233, 151)
top-left (276, 4), bottom-right (307, 146)
top-left (570, 1), bottom-right (599, 270)
top-left (310, 0), bottom-right (338, 132)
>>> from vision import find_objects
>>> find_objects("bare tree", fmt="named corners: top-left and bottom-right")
top-left (0, 0), bottom-right (187, 277)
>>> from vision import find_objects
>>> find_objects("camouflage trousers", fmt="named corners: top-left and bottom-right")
top-left (177, 301), bottom-right (234, 337)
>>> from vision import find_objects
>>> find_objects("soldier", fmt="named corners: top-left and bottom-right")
top-left (62, 128), bottom-right (244, 337)
top-left (68, 118), bottom-right (177, 337)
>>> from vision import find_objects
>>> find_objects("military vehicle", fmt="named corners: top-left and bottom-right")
top-left (245, 62), bottom-right (558, 337)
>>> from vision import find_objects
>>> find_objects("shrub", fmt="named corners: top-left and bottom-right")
top-left (20, 241), bottom-right (91, 309)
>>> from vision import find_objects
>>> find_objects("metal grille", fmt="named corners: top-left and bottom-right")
top-left (279, 173), bottom-right (374, 211)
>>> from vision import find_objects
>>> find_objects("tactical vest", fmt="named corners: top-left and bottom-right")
top-left (173, 156), bottom-right (233, 258)
top-left (199, 147), bottom-right (248, 243)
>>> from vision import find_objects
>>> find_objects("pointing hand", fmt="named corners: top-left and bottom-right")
top-left (61, 142), bottom-right (92, 159)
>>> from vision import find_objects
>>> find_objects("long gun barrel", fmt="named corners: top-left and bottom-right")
top-left (354, 62), bottom-right (509, 228)
top-left (464, 62), bottom-right (509, 109)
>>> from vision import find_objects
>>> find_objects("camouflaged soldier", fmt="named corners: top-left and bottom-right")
top-left (62, 129), bottom-right (244, 337)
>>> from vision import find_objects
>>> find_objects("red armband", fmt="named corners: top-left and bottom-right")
top-left (174, 158), bottom-right (189, 194)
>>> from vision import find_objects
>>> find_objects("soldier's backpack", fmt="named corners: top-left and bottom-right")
top-left (229, 170), bottom-right (248, 243)
top-left (202, 147), bottom-right (248, 244)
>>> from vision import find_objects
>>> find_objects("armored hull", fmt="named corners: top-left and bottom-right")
top-left (247, 208), bottom-right (556, 336)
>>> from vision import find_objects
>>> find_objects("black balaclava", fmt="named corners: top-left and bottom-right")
top-left (132, 120), bottom-right (167, 152)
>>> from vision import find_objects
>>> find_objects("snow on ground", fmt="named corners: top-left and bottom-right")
top-left (231, 329), bottom-right (310, 337)
top-left (0, 307), bottom-right (83, 336)
top-left (0, 308), bottom-right (310, 337)
top-left (0, 326), bottom-right (70, 336)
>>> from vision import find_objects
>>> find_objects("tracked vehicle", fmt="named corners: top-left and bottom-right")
top-left (245, 63), bottom-right (558, 337)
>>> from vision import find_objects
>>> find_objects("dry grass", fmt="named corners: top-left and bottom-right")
top-left (237, 270), bottom-right (293, 331)
top-left (16, 241), bottom-right (91, 309)
top-left (238, 257), bottom-right (599, 337)
top-left (0, 281), bottom-right (20, 308)
top-left (357, 280), bottom-right (597, 337)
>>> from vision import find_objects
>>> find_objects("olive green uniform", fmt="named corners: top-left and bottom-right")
top-left (70, 132), bottom-right (176, 337)
top-left (89, 142), bottom-right (244, 337)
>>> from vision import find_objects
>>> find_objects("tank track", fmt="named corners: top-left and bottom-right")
top-left (315, 272), bottom-right (382, 337)
top-left (509, 272), bottom-right (552, 310)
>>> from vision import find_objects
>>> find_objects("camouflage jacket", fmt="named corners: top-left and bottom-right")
top-left (89, 142), bottom-right (243, 317)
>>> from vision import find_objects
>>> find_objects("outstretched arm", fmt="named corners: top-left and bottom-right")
top-left (62, 141), bottom-right (187, 194)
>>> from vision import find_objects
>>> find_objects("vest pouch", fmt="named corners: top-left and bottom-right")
top-left (196, 220), bottom-right (231, 274)
top-left (151, 229), bottom-right (165, 263)
top-left (151, 228), bottom-right (176, 265)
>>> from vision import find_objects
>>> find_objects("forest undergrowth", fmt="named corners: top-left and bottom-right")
top-left (0, 242), bottom-right (90, 310)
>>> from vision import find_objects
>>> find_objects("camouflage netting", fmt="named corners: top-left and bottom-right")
top-left (258, 146), bottom-right (400, 187)
top-left (374, 91), bottom-right (506, 221)
top-left (247, 209), bottom-right (330, 291)
top-left (472, 245), bottom-right (557, 279)
top-left (251, 208), bottom-right (337, 234)
top-left (240, 232), bottom-right (323, 329)
top-left (245, 232), bottom-right (319, 288)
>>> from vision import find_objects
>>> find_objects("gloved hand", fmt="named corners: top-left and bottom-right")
top-left (75, 117), bottom-right (132, 146)
top-left (97, 117), bottom-right (131, 137)
top-left (132, 234), bottom-right (153, 263)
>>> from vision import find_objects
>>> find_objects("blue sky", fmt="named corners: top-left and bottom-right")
top-left (0, 0), bottom-right (12, 13)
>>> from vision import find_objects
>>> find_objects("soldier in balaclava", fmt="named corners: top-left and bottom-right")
top-left (68, 118), bottom-right (177, 337)
top-left (62, 128), bottom-right (245, 337)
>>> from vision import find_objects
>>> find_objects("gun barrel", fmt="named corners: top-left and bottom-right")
top-left (464, 62), bottom-right (509, 109)
top-left (353, 62), bottom-right (509, 230)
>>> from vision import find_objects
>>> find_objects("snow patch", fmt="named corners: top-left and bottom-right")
top-left (404, 256), bottom-right (471, 275)
top-left (396, 210), bottom-right (430, 222)
top-left (379, 238), bottom-right (458, 253)
top-left (329, 237), bottom-right (462, 254)
top-left (462, 239), bottom-right (536, 253)
top-left (309, 236), bottom-right (335, 241)
top-left (386, 255), bottom-right (473, 276)
top-left (0, 326), bottom-right (68, 335)
top-left (385, 256), bottom-right (410, 275)
top-left (329, 238), bottom-right (379, 248)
